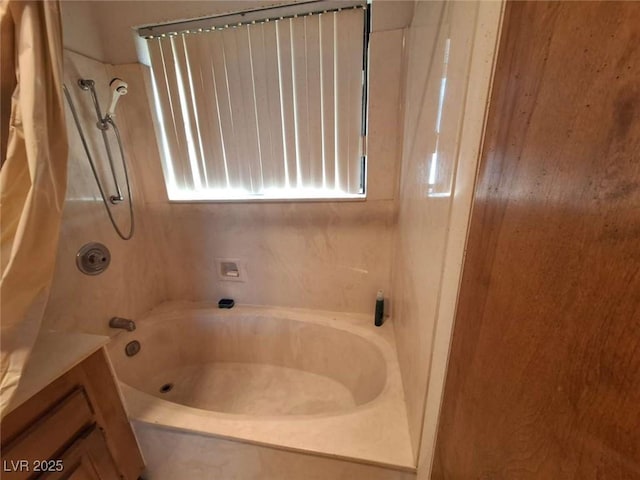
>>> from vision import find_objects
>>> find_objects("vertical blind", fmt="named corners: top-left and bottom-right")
top-left (146, 6), bottom-right (366, 200)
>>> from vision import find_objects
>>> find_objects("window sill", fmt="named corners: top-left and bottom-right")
top-left (165, 193), bottom-right (367, 204)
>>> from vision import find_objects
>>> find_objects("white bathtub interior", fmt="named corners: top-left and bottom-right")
top-left (108, 302), bottom-right (414, 470)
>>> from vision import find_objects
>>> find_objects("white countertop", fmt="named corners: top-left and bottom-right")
top-left (5, 331), bottom-right (110, 415)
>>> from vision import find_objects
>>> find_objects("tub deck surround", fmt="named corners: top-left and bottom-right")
top-left (133, 422), bottom-right (416, 480)
top-left (108, 302), bottom-right (415, 471)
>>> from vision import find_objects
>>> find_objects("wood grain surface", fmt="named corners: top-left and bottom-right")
top-left (1, 350), bottom-right (144, 480)
top-left (433, 2), bottom-right (640, 478)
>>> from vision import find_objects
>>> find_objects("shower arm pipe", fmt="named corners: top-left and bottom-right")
top-left (78, 79), bottom-right (124, 203)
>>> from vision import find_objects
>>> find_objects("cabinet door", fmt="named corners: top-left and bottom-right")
top-left (1, 389), bottom-right (94, 480)
top-left (2, 349), bottom-right (143, 480)
top-left (42, 426), bottom-right (120, 480)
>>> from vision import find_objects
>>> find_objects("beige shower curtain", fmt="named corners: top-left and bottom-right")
top-left (0, 0), bottom-right (68, 415)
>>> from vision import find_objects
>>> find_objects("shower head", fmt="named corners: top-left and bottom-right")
top-left (106, 78), bottom-right (128, 118)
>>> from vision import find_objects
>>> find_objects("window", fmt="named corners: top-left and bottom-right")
top-left (141, 1), bottom-right (369, 201)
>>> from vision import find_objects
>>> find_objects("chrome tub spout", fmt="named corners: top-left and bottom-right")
top-left (109, 317), bottom-right (136, 331)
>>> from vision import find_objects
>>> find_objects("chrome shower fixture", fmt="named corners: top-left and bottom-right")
top-left (106, 78), bottom-right (128, 119)
top-left (76, 77), bottom-right (127, 203)
top-left (78, 77), bottom-right (128, 131)
top-left (64, 79), bottom-right (135, 240)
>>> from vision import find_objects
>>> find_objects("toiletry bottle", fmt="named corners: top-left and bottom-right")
top-left (375, 290), bottom-right (384, 327)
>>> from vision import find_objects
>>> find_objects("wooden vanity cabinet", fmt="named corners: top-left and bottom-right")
top-left (1, 349), bottom-right (144, 480)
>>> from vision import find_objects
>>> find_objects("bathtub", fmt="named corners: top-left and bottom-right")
top-left (107, 302), bottom-right (414, 473)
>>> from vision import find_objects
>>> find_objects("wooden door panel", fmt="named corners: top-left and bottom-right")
top-left (1, 350), bottom-right (144, 480)
top-left (434, 2), bottom-right (640, 478)
top-left (1, 389), bottom-right (94, 480)
top-left (43, 426), bottom-right (120, 480)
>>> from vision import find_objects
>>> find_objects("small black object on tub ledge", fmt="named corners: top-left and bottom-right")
top-left (218, 298), bottom-right (235, 309)
top-left (374, 290), bottom-right (384, 327)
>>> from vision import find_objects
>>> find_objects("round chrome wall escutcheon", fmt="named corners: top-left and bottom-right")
top-left (76, 242), bottom-right (111, 275)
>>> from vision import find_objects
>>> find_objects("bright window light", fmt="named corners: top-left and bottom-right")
top-left (142, 2), bottom-right (369, 202)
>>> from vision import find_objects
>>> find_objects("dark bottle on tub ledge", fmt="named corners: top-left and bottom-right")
top-left (375, 290), bottom-right (385, 327)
